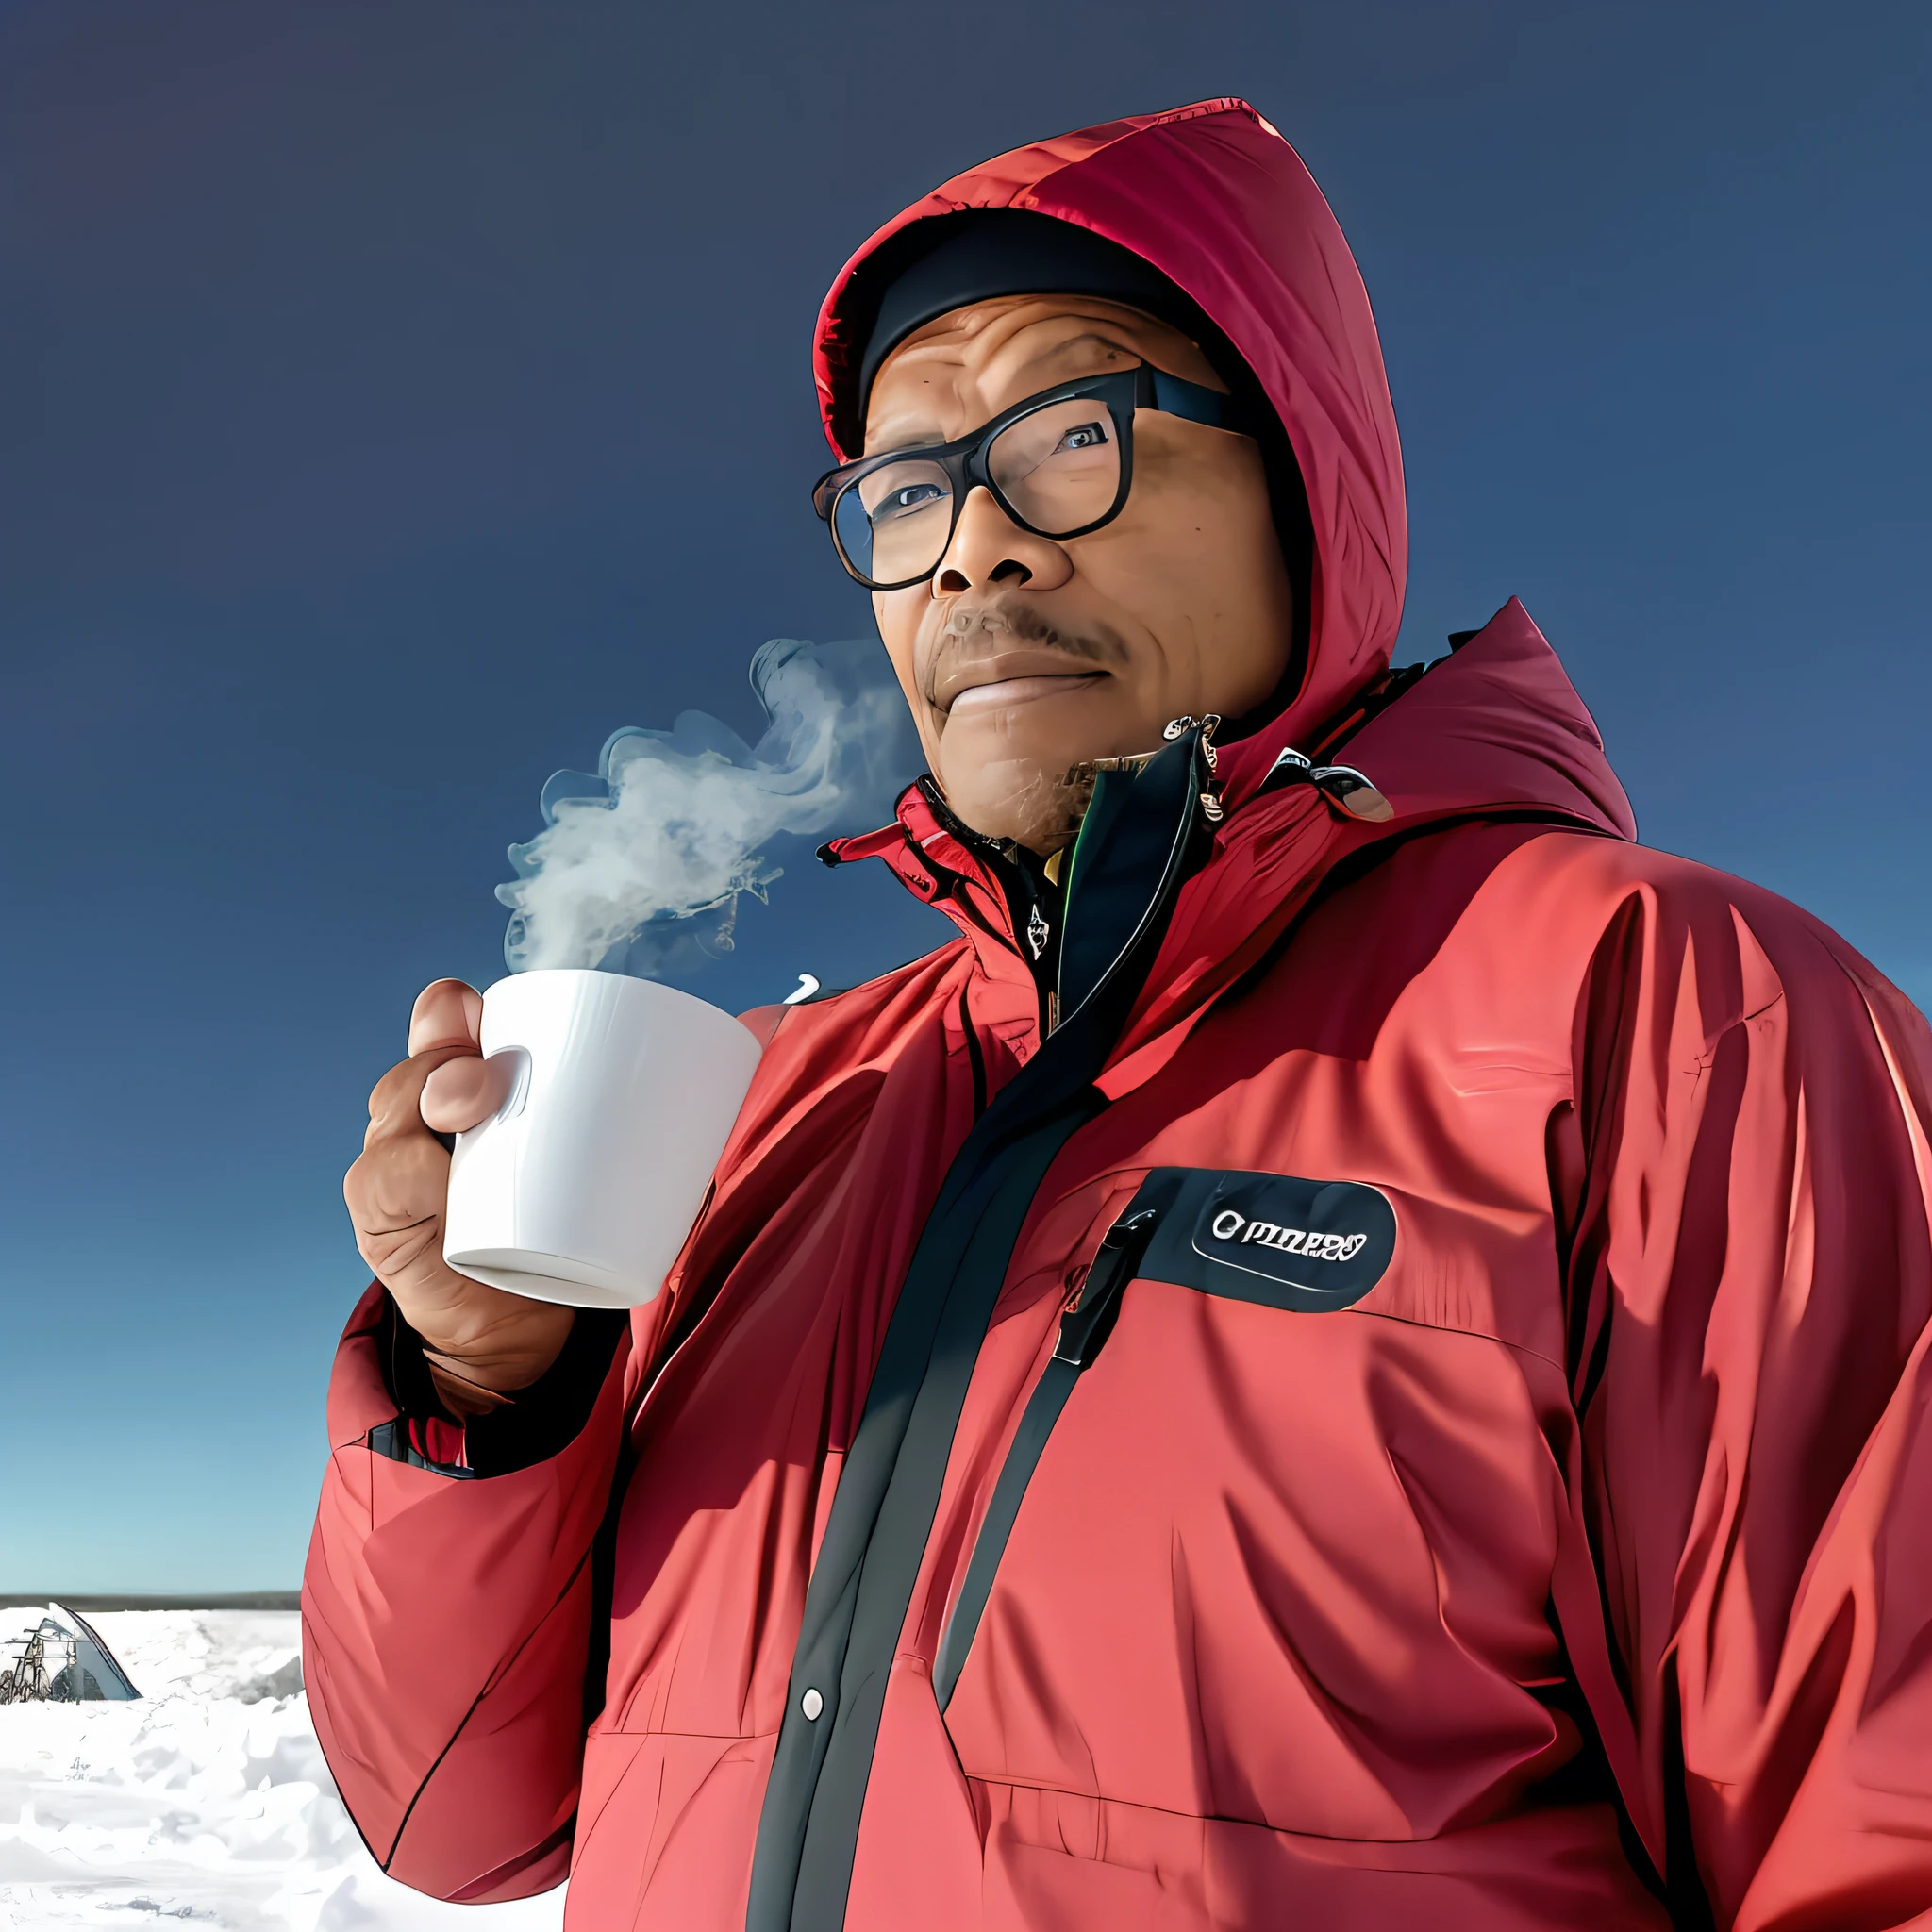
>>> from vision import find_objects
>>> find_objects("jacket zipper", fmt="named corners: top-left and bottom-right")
top-left (929, 1192), bottom-right (1164, 1708)
top-left (1053, 1204), bottom-right (1161, 1365)
top-left (747, 732), bottom-right (1208, 1932)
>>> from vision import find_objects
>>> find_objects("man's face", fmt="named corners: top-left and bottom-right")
top-left (864, 293), bottom-right (1294, 853)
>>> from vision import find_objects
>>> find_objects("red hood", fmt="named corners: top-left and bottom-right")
top-left (818, 105), bottom-right (1634, 1060)
top-left (814, 97), bottom-right (1407, 752)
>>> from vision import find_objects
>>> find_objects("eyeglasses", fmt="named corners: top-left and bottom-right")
top-left (811, 364), bottom-right (1252, 591)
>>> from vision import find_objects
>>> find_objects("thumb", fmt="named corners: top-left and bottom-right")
top-left (408, 978), bottom-right (483, 1058)
top-left (421, 1050), bottom-right (522, 1136)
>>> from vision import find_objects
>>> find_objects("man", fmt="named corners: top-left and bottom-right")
top-left (308, 100), bottom-right (1932, 1930)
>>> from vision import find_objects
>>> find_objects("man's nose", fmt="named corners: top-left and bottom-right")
top-left (931, 487), bottom-right (1074, 596)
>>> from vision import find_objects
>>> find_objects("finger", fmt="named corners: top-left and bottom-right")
top-left (345, 1132), bottom-right (450, 1278)
top-left (364, 1044), bottom-right (473, 1145)
top-left (408, 979), bottom-right (483, 1058)
top-left (421, 1052), bottom-right (519, 1135)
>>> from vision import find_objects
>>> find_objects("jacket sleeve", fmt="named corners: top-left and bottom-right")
top-left (301, 1282), bottom-right (633, 1903)
top-left (1558, 868), bottom-right (1932, 1930)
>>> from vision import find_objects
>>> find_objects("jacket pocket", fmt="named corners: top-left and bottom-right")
top-left (930, 1166), bottom-right (1398, 1708)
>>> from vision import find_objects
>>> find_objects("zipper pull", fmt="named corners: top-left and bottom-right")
top-left (1025, 903), bottom-right (1051, 960)
top-left (1053, 1207), bottom-right (1160, 1368)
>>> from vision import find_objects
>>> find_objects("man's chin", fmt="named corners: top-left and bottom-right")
top-left (935, 747), bottom-right (1100, 852)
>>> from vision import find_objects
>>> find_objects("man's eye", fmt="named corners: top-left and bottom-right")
top-left (1054, 421), bottom-right (1109, 454)
top-left (874, 482), bottom-right (945, 521)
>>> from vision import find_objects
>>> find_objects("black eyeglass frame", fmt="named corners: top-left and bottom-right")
top-left (811, 364), bottom-right (1253, 591)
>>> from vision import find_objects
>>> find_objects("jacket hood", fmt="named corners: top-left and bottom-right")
top-left (814, 97), bottom-right (1407, 753)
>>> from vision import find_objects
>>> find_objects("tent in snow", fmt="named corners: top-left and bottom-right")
top-left (0, 1604), bottom-right (140, 1702)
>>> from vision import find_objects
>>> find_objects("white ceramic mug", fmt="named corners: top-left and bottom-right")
top-left (442, 969), bottom-right (764, 1308)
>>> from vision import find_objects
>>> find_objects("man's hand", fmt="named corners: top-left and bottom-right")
top-left (344, 979), bottom-right (575, 1411)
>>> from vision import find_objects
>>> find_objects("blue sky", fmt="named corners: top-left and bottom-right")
top-left (2, 0), bottom-right (1926, 1589)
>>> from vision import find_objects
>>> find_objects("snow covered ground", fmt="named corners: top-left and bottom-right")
top-left (0, 1607), bottom-right (565, 1931)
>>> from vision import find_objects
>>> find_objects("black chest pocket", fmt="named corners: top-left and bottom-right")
top-left (1136, 1167), bottom-right (1396, 1312)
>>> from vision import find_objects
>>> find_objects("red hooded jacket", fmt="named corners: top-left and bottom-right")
top-left (304, 101), bottom-right (1932, 1930)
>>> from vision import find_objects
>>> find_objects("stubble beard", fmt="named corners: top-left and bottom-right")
top-left (916, 595), bottom-right (1124, 851)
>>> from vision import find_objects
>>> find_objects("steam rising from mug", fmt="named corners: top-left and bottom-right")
top-left (498, 639), bottom-right (919, 975)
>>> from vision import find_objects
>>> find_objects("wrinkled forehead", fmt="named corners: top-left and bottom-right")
top-left (863, 293), bottom-right (1216, 453)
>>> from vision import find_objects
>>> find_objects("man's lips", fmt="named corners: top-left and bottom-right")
top-left (944, 671), bottom-right (1108, 718)
top-left (930, 647), bottom-right (1112, 718)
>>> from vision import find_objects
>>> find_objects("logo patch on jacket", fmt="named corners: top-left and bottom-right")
top-left (1135, 1168), bottom-right (1396, 1313)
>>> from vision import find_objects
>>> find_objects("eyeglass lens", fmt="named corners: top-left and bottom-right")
top-left (835, 397), bottom-right (1123, 587)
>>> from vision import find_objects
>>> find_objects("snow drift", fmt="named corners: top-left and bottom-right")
top-left (0, 1607), bottom-right (561, 1930)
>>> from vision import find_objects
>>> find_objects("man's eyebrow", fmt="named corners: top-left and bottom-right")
top-left (1031, 327), bottom-right (1144, 361)
top-left (992, 314), bottom-right (1158, 368)
top-left (867, 338), bottom-right (1148, 447)
top-left (862, 319), bottom-right (1171, 453)
top-left (862, 411), bottom-right (949, 457)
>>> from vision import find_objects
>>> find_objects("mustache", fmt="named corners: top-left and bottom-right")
top-left (917, 597), bottom-right (1129, 711)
